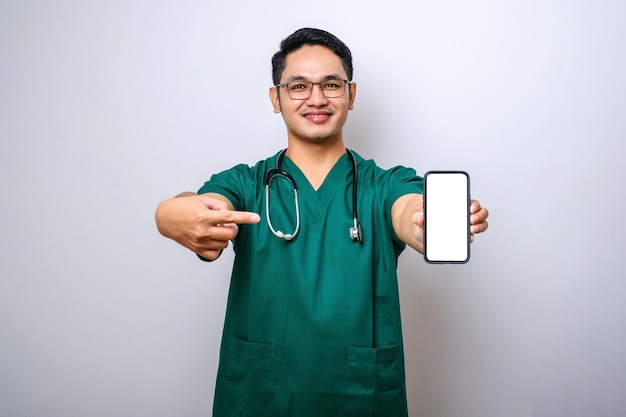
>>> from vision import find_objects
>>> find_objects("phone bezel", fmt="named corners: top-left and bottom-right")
top-left (423, 170), bottom-right (471, 264)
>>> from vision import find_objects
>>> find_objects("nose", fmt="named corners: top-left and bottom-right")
top-left (306, 83), bottom-right (328, 104)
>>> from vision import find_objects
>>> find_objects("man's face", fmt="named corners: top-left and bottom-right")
top-left (270, 44), bottom-right (357, 145)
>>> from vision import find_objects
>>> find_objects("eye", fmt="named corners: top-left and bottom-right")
top-left (288, 82), bottom-right (309, 91)
top-left (323, 80), bottom-right (342, 90)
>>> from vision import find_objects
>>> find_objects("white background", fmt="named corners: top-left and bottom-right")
top-left (1, 1), bottom-right (625, 416)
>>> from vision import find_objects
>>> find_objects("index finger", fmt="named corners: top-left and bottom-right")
top-left (216, 210), bottom-right (261, 225)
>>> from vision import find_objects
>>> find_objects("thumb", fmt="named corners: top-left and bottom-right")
top-left (412, 212), bottom-right (424, 227)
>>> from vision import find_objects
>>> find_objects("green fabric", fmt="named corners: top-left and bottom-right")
top-left (199, 150), bottom-right (423, 417)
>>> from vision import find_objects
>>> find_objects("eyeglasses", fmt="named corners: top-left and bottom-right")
top-left (275, 79), bottom-right (350, 100)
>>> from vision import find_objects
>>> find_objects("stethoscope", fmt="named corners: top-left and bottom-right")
top-left (263, 149), bottom-right (362, 243)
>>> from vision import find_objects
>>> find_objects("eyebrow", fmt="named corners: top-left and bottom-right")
top-left (284, 73), bottom-right (346, 82)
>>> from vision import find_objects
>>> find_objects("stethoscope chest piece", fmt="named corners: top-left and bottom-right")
top-left (350, 219), bottom-right (363, 243)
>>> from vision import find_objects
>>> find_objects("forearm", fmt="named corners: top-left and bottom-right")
top-left (155, 192), bottom-right (197, 235)
top-left (175, 191), bottom-right (198, 198)
top-left (155, 196), bottom-right (188, 239)
top-left (391, 193), bottom-right (424, 253)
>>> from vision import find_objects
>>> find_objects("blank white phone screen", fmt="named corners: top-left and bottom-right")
top-left (424, 171), bottom-right (470, 263)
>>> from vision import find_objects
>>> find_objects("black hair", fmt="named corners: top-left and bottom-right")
top-left (271, 28), bottom-right (354, 85)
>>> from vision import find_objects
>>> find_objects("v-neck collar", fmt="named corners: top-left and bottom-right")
top-left (280, 152), bottom-right (353, 200)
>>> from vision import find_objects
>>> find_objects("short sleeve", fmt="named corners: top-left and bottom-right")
top-left (381, 166), bottom-right (423, 252)
top-left (197, 164), bottom-right (251, 210)
top-left (382, 166), bottom-right (423, 217)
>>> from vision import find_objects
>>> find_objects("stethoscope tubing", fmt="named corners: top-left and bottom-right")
top-left (264, 149), bottom-right (361, 242)
top-left (264, 167), bottom-right (300, 240)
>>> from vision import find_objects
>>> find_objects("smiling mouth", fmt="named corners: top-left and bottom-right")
top-left (304, 113), bottom-right (331, 123)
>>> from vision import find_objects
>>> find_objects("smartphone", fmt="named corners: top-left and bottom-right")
top-left (423, 171), bottom-right (471, 264)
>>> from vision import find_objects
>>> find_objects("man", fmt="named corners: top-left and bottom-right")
top-left (156, 28), bottom-right (489, 417)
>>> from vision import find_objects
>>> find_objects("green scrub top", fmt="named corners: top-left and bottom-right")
top-left (199, 150), bottom-right (423, 417)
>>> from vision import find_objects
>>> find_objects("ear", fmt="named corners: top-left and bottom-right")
top-left (269, 87), bottom-right (282, 113)
top-left (348, 82), bottom-right (357, 110)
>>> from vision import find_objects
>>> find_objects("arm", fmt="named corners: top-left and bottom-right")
top-left (155, 192), bottom-right (260, 260)
top-left (391, 193), bottom-right (425, 253)
top-left (391, 193), bottom-right (489, 253)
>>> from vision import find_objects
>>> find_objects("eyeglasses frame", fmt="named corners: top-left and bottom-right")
top-left (274, 79), bottom-right (351, 100)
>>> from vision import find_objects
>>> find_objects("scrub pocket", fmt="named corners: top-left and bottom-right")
top-left (222, 335), bottom-right (276, 417)
top-left (345, 344), bottom-right (404, 417)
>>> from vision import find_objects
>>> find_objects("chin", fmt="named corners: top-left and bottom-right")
top-left (305, 135), bottom-right (338, 144)
top-left (308, 128), bottom-right (343, 142)
top-left (290, 128), bottom-right (338, 144)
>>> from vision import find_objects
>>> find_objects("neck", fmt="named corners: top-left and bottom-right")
top-left (284, 140), bottom-right (347, 190)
